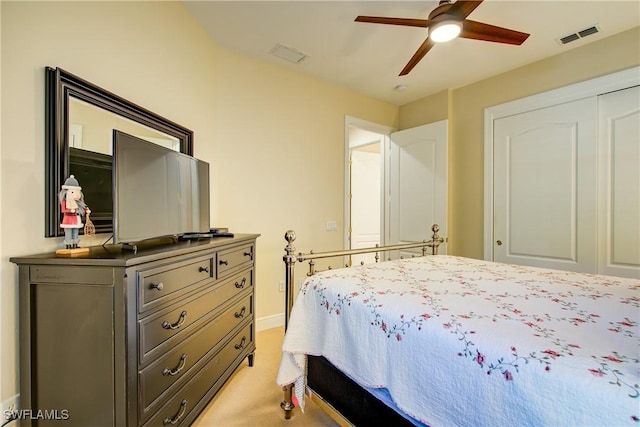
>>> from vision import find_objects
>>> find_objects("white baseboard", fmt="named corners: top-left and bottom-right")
top-left (256, 313), bottom-right (284, 332)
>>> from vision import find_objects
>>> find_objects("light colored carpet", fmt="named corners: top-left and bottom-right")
top-left (193, 327), bottom-right (339, 427)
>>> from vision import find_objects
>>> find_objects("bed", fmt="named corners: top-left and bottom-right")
top-left (276, 225), bottom-right (640, 426)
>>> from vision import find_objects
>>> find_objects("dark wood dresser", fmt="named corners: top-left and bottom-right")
top-left (11, 234), bottom-right (259, 426)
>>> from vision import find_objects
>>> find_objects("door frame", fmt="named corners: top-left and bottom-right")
top-left (483, 66), bottom-right (640, 261)
top-left (344, 116), bottom-right (394, 250)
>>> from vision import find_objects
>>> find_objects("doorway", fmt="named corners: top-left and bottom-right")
top-left (346, 119), bottom-right (388, 264)
top-left (345, 116), bottom-right (448, 263)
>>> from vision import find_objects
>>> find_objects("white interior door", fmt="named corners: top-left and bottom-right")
top-left (493, 97), bottom-right (597, 273)
top-left (597, 86), bottom-right (640, 278)
top-left (345, 117), bottom-right (393, 258)
top-left (387, 120), bottom-right (448, 256)
top-left (351, 145), bottom-right (382, 265)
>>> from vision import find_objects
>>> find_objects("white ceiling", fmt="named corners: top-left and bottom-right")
top-left (182, 1), bottom-right (640, 105)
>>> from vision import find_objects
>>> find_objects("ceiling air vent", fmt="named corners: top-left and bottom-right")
top-left (269, 43), bottom-right (308, 64)
top-left (557, 24), bottom-right (601, 45)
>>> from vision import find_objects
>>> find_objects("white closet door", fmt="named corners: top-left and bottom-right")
top-left (597, 86), bottom-right (640, 278)
top-left (493, 97), bottom-right (597, 272)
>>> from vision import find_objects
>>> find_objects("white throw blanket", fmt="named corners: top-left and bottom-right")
top-left (277, 256), bottom-right (640, 426)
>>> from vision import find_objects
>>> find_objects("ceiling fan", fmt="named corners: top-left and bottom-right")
top-left (355, 0), bottom-right (530, 76)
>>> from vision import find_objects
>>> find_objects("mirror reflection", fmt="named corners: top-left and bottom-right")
top-left (68, 98), bottom-right (181, 155)
top-left (45, 67), bottom-right (194, 237)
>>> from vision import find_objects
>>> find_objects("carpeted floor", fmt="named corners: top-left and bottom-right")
top-left (193, 327), bottom-right (340, 427)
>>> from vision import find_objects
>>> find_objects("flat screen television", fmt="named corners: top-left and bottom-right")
top-left (112, 130), bottom-right (210, 246)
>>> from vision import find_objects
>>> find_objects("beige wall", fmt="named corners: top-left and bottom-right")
top-left (212, 47), bottom-right (399, 330)
top-left (0, 1), bottom-right (398, 403)
top-left (398, 89), bottom-right (449, 129)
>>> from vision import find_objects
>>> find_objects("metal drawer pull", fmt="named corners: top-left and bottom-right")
top-left (235, 277), bottom-right (247, 289)
top-left (163, 399), bottom-right (187, 425)
top-left (199, 266), bottom-right (209, 273)
top-left (244, 251), bottom-right (253, 259)
top-left (162, 311), bottom-right (187, 330)
top-left (234, 336), bottom-right (247, 350)
top-left (150, 282), bottom-right (164, 291)
top-left (234, 306), bottom-right (246, 319)
top-left (163, 353), bottom-right (187, 376)
top-left (219, 259), bottom-right (229, 266)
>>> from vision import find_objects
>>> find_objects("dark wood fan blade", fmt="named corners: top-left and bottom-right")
top-left (400, 37), bottom-right (436, 76)
top-left (447, 0), bottom-right (483, 20)
top-left (355, 16), bottom-right (431, 28)
top-left (461, 20), bottom-right (530, 45)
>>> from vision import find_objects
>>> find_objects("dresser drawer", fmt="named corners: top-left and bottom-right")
top-left (139, 288), bottom-right (219, 364)
top-left (139, 274), bottom-right (254, 364)
top-left (142, 322), bottom-right (254, 427)
top-left (209, 269), bottom-right (254, 310)
top-left (139, 293), bottom-right (253, 414)
top-left (217, 243), bottom-right (254, 278)
top-left (139, 256), bottom-right (214, 313)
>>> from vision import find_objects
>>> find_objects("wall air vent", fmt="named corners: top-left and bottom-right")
top-left (557, 24), bottom-right (601, 45)
top-left (269, 43), bottom-right (308, 64)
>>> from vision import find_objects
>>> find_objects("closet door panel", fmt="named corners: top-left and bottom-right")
top-left (493, 97), bottom-right (597, 272)
top-left (598, 86), bottom-right (640, 278)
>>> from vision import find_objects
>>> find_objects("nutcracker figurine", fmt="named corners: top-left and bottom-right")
top-left (58, 175), bottom-right (91, 250)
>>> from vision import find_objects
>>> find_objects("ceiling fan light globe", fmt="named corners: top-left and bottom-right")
top-left (430, 20), bottom-right (462, 43)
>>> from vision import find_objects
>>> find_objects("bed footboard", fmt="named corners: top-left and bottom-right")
top-left (280, 224), bottom-right (444, 420)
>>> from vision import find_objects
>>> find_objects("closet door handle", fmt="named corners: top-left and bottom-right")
top-left (496, 240), bottom-right (503, 246)
top-left (162, 311), bottom-right (187, 330)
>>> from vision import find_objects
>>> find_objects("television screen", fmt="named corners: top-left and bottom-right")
top-left (112, 130), bottom-right (210, 245)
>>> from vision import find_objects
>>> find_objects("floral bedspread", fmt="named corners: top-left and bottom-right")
top-left (276, 256), bottom-right (640, 426)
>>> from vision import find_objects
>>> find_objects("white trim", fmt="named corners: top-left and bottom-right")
top-left (256, 313), bottom-right (284, 332)
top-left (345, 115), bottom-right (396, 136)
top-left (483, 66), bottom-right (640, 260)
top-left (483, 110), bottom-right (494, 261)
top-left (382, 134), bottom-right (391, 246)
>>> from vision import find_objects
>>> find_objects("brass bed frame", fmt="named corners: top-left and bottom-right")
top-left (280, 225), bottom-right (445, 424)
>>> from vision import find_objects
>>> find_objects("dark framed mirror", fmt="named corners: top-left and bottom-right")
top-left (45, 67), bottom-right (194, 237)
